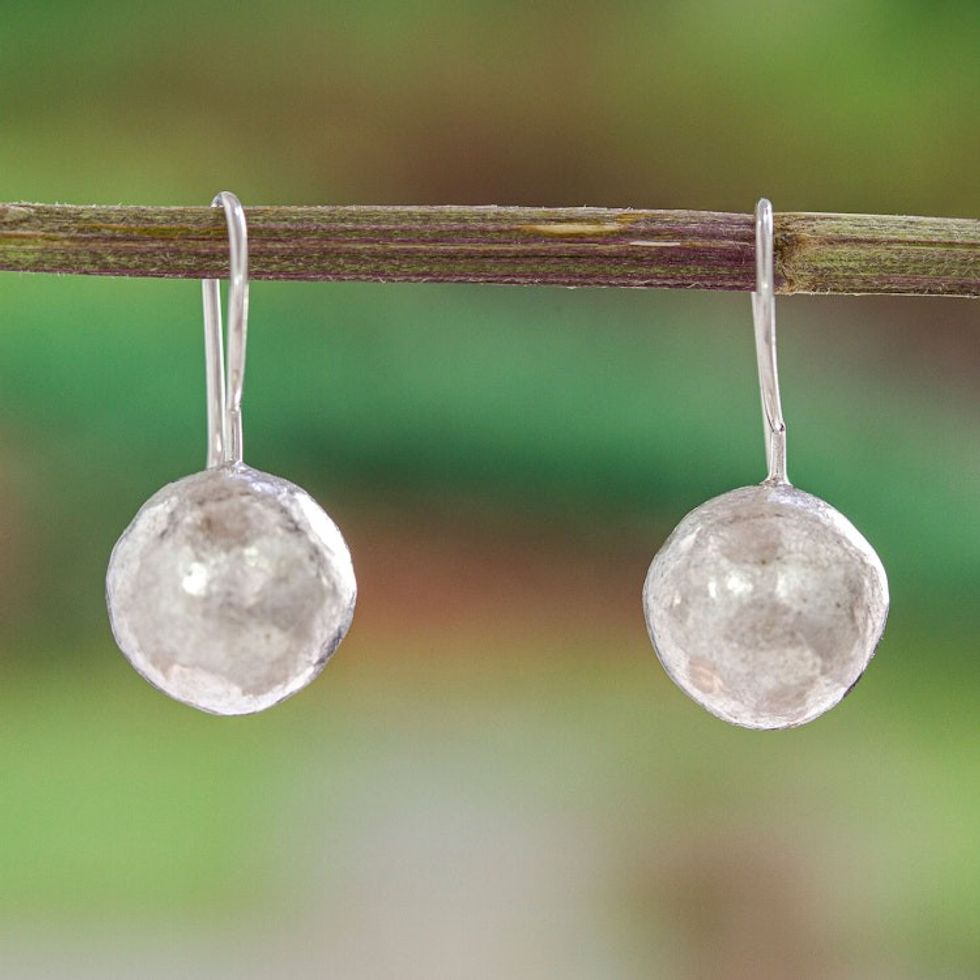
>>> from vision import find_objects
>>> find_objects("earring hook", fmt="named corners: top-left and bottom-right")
top-left (202, 191), bottom-right (249, 468)
top-left (752, 198), bottom-right (788, 485)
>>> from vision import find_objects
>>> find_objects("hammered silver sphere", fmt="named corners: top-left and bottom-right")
top-left (106, 464), bottom-right (356, 715)
top-left (643, 483), bottom-right (888, 729)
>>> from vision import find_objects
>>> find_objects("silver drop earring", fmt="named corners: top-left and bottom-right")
top-left (642, 199), bottom-right (888, 729)
top-left (106, 192), bottom-right (356, 715)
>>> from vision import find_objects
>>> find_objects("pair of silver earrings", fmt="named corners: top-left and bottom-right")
top-left (106, 194), bottom-right (888, 728)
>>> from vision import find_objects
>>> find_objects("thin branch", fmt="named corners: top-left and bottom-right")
top-left (0, 203), bottom-right (977, 296)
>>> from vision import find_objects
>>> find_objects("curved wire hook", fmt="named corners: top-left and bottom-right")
top-left (752, 198), bottom-right (788, 485)
top-left (202, 191), bottom-right (249, 468)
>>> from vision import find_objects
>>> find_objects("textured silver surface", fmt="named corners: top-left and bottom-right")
top-left (106, 464), bottom-right (356, 715)
top-left (643, 483), bottom-right (888, 729)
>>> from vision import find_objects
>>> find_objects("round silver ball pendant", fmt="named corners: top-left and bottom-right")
top-left (106, 464), bottom-right (356, 715)
top-left (643, 483), bottom-right (888, 729)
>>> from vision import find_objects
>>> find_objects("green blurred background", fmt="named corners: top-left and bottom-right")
top-left (1, 2), bottom-right (978, 977)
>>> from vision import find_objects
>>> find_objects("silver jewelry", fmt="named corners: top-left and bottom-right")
top-left (642, 199), bottom-right (888, 729)
top-left (106, 192), bottom-right (356, 715)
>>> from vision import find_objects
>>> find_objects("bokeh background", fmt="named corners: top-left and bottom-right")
top-left (1, 2), bottom-right (978, 977)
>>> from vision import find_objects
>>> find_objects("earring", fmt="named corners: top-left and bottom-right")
top-left (642, 199), bottom-right (888, 730)
top-left (106, 192), bottom-right (356, 715)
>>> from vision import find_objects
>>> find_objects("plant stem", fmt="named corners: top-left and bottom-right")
top-left (0, 203), bottom-right (977, 296)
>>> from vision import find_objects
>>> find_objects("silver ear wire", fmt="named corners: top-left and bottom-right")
top-left (202, 191), bottom-right (249, 468)
top-left (751, 198), bottom-right (788, 485)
